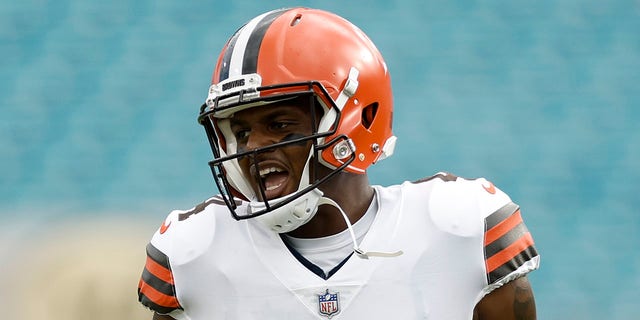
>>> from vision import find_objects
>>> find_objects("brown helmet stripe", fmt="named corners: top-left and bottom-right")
top-left (218, 8), bottom-right (289, 82)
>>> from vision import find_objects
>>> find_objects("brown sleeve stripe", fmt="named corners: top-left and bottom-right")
top-left (141, 266), bottom-right (176, 296)
top-left (138, 278), bottom-right (182, 314)
top-left (485, 209), bottom-right (524, 245)
top-left (485, 202), bottom-right (520, 230)
top-left (484, 222), bottom-right (529, 258)
top-left (486, 232), bottom-right (535, 273)
top-left (146, 242), bottom-right (170, 267)
top-left (483, 203), bottom-right (539, 284)
top-left (487, 245), bottom-right (538, 284)
top-left (138, 243), bottom-right (182, 313)
top-left (144, 255), bottom-right (174, 285)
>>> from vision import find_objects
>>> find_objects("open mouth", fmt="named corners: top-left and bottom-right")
top-left (255, 165), bottom-right (290, 200)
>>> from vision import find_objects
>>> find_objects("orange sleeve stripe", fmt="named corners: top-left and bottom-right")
top-left (139, 278), bottom-right (181, 308)
top-left (145, 256), bottom-right (175, 285)
top-left (485, 210), bottom-right (523, 245)
top-left (486, 232), bottom-right (535, 273)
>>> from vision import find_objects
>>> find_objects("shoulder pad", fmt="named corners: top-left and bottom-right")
top-left (428, 176), bottom-right (512, 236)
top-left (150, 196), bottom-right (238, 265)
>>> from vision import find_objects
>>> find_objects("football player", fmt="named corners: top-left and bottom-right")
top-left (138, 7), bottom-right (540, 320)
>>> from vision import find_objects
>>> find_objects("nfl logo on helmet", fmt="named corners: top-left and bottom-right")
top-left (318, 289), bottom-right (340, 318)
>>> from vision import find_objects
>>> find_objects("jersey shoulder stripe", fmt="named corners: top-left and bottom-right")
top-left (138, 243), bottom-right (182, 314)
top-left (412, 171), bottom-right (459, 184)
top-left (176, 195), bottom-right (234, 221)
top-left (483, 202), bottom-right (539, 284)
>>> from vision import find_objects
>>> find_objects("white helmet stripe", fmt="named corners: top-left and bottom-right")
top-left (222, 9), bottom-right (288, 80)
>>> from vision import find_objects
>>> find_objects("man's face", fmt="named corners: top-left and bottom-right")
top-left (228, 99), bottom-right (318, 201)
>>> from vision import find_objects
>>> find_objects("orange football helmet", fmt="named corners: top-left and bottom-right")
top-left (198, 7), bottom-right (396, 231)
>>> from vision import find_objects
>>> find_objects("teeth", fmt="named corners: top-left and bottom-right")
top-left (265, 184), bottom-right (281, 191)
top-left (259, 167), bottom-right (282, 178)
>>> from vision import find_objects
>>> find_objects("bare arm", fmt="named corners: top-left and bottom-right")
top-left (152, 312), bottom-right (176, 320)
top-left (473, 276), bottom-right (536, 320)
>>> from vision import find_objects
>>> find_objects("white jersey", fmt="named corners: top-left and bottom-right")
top-left (138, 173), bottom-right (540, 319)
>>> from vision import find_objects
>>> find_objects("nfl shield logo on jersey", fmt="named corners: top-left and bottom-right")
top-left (318, 289), bottom-right (340, 318)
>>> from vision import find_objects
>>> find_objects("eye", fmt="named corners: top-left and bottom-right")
top-left (233, 128), bottom-right (251, 141)
top-left (269, 121), bottom-right (292, 131)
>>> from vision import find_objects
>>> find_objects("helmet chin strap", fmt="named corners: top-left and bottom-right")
top-left (317, 197), bottom-right (403, 259)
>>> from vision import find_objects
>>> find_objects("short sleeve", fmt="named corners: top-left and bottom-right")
top-left (482, 201), bottom-right (540, 292)
top-left (137, 242), bottom-right (183, 314)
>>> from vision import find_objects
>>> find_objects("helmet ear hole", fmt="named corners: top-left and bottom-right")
top-left (361, 103), bottom-right (378, 129)
top-left (290, 14), bottom-right (302, 26)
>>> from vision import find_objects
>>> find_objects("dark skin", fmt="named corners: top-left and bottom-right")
top-left (151, 101), bottom-right (536, 319)
top-left (228, 99), bottom-right (374, 238)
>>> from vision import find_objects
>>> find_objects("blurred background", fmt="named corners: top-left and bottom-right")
top-left (1, 0), bottom-right (638, 319)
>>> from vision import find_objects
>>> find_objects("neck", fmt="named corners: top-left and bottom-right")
top-left (286, 171), bottom-right (373, 238)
